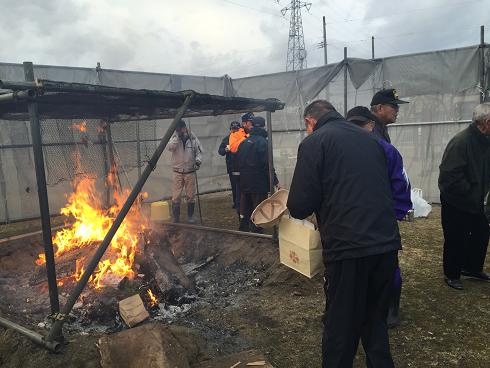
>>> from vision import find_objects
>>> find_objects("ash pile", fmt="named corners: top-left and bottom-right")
top-left (2, 225), bottom-right (276, 336)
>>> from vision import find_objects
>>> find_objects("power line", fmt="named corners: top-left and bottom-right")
top-left (323, 0), bottom-right (484, 25)
top-left (217, 0), bottom-right (287, 21)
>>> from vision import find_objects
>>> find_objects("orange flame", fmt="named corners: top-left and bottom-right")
top-left (35, 254), bottom-right (46, 266)
top-left (36, 175), bottom-right (148, 289)
top-left (72, 121), bottom-right (87, 132)
top-left (147, 289), bottom-right (158, 306)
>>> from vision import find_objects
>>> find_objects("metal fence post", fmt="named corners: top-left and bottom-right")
top-left (344, 47), bottom-right (348, 116)
top-left (481, 25), bottom-right (487, 102)
top-left (23, 61), bottom-right (60, 317)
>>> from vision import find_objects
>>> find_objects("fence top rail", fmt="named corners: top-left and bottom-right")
top-left (271, 120), bottom-right (473, 133)
top-left (0, 79), bottom-right (285, 121)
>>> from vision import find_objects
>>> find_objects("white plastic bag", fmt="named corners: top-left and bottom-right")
top-left (411, 188), bottom-right (432, 218)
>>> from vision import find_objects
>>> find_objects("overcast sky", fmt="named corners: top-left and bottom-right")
top-left (0, 0), bottom-right (488, 78)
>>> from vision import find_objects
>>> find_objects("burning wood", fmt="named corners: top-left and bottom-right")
top-left (35, 160), bottom-right (148, 288)
top-left (147, 289), bottom-right (158, 307)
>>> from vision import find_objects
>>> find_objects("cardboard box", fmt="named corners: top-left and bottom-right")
top-left (150, 201), bottom-right (171, 221)
top-left (278, 216), bottom-right (323, 278)
top-left (118, 294), bottom-right (149, 328)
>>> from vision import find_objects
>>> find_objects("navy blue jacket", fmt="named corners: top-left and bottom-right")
top-left (218, 134), bottom-right (233, 174)
top-left (287, 111), bottom-right (401, 263)
top-left (236, 128), bottom-right (278, 193)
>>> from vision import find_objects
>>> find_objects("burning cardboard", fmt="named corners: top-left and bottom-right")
top-left (118, 294), bottom-right (149, 327)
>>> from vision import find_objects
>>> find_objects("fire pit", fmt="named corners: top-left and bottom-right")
top-left (0, 218), bottom-right (276, 337)
top-left (0, 139), bottom-right (277, 345)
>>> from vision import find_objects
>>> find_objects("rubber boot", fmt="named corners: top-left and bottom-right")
top-left (187, 202), bottom-right (195, 224)
top-left (172, 202), bottom-right (181, 223)
top-left (239, 216), bottom-right (250, 232)
top-left (387, 266), bottom-right (402, 328)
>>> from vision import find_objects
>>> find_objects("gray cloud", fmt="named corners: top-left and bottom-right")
top-left (0, 0), bottom-right (488, 78)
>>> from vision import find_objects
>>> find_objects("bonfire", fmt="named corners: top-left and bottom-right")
top-left (36, 122), bottom-right (148, 289)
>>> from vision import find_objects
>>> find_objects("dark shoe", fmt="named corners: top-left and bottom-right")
top-left (187, 202), bottom-right (195, 224)
top-left (461, 270), bottom-right (490, 281)
top-left (444, 276), bottom-right (463, 290)
top-left (172, 202), bottom-right (180, 223)
top-left (239, 216), bottom-right (250, 232)
top-left (387, 280), bottom-right (401, 329)
top-left (387, 311), bottom-right (400, 328)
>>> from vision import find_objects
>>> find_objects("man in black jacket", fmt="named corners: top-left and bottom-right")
top-left (236, 116), bottom-right (278, 233)
top-left (287, 100), bottom-right (401, 368)
top-left (218, 121), bottom-right (241, 209)
top-left (439, 103), bottom-right (490, 290)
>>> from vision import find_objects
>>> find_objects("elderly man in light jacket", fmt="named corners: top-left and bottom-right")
top-left (168, 120), bottom-right (203, 223)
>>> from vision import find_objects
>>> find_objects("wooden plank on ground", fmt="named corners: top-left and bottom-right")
top-left (196, 350), bottom-right (273, 368)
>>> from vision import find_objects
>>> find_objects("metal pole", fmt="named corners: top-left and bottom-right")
top-left (372, 36), bottom-right (376, 97)
top-left (344, 47), bottom-right (348, 117)
top-left (266, 111), bottom-right (278, 242)
top-left (163, 222), bottom-right (273, 240)
top-left (0, 90), bottom-right (36, 103)
top-left (323, 16), bottom-right (328, 65)
top-left (0, 80), bottom-right (38, 90)
top-left (372, 36), bottom-right (375, 59)
top-left (47, 93), bottom-right (194, 342)
top-left (194, 170), bottom-right (204, 225)
top-left (266, 111), bottom-right (275, 196)
top-left (136, 122), bottom-right (142, 178)
top-left (0, 316), bottom-right (61, 353)
top-left (105, 122), bottom-right (122, 191)
top-left (23, 62), bottom-right (60, 317)
top-left (480, 25), bottom-right (486, 103)
top-left (98, 123), bottom-right (111, 208)
top-left (185, 119), bottom-right (203, 224)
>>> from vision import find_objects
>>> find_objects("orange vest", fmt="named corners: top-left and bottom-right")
top-left (229, 128), bottom-right (248, 153)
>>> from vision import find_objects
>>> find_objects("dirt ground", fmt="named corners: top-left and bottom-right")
top-left (0, 192), bottom-right (489, 367)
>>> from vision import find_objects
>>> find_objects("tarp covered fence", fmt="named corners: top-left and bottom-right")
top-left (0, 43), bottom-right (488, 222)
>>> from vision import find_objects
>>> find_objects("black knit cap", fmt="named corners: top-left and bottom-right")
top-left (176, 119), bottom-right (186, 129)
top-left (230, 121), bottom-right (241, 130)
top-left (370, 88), bottom-right (409, 106)
top-left (346, 106), bottom-right (377, 125)
top-left (252, 116), bottom-right (266, 127)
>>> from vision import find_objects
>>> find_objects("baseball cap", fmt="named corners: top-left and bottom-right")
top-left (370, 88), bottom-right (409, 106)
top-left (230, 121), bottom-right (241, 130)
top-left (346, 106), bottom-right (377, 125)
top-left (252, 116), bottom-right (266, 128)
top-left (241, 112), bottom-right (254, 122)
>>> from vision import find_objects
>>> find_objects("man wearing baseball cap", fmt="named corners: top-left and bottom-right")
top-left (236, 115), bottom-right (279, 233)
top-left (347, 106), bottom-right (412, 328)
top-left (167, 120), bottom-right (203, 223)
top-left (370, 88), bottom-right (409, 143)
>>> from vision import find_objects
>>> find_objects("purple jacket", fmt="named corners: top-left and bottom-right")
top-left (378, 139), bottom-right (412, 220)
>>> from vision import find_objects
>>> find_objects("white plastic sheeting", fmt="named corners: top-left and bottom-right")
top-left (0, 44), bottom-right (487, 221)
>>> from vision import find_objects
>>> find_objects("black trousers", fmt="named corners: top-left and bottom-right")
top-left (239, 192), bottom-right (267, 232)
top-left (322, 251), bottom-right (397, 368)
top-left (228, 173), bottom-right (238, 208)
top-left (441, 197), bottom-right (489, 279)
